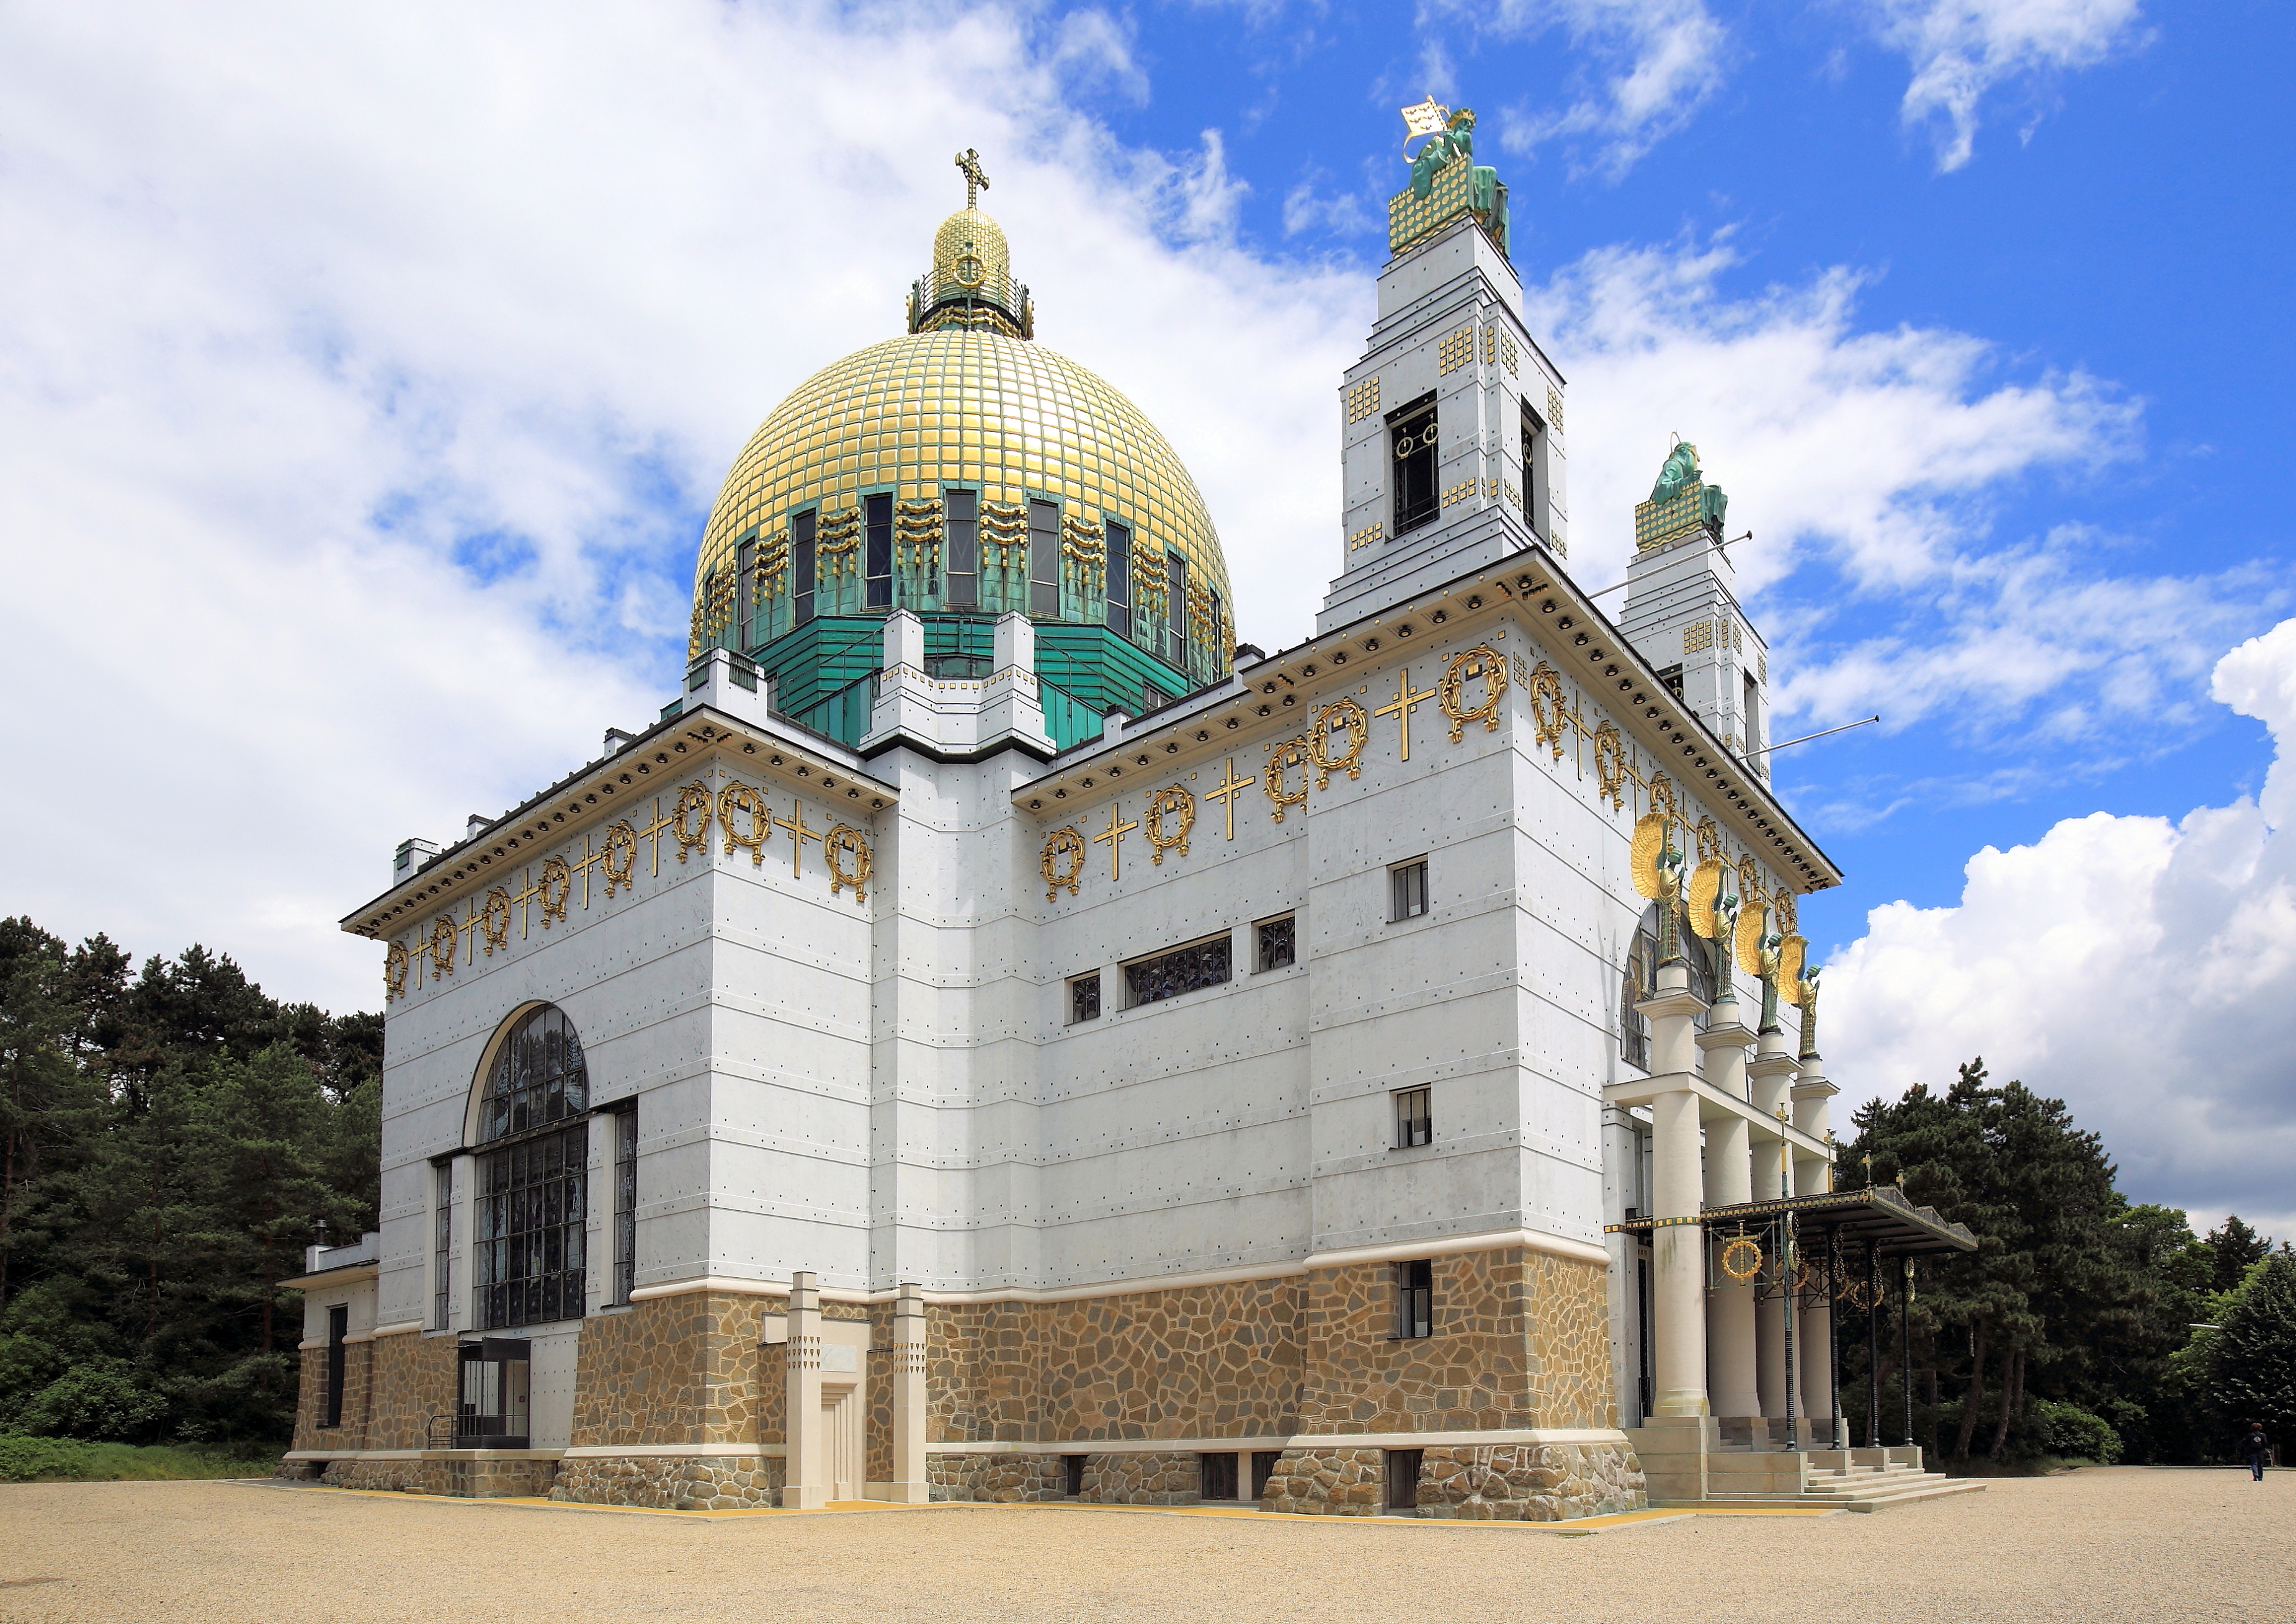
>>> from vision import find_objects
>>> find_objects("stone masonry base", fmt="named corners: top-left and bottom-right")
top-left (302, 1456), bottom-right (560, 1498)
top-left (552, 1454), bottom-right (787, 1509)
top-left (1262, 1442), bottom-right (1645, 1520)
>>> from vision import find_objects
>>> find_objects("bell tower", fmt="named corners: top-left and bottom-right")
top-left (1319, 98), bottom-right (1569, 634)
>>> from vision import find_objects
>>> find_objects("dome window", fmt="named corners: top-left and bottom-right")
top-left (1028, 499), bottom-right (1060, 617)
top-left (945, 488), bottom-right (979, 609)
top-left (793, 508), bottom-right (818, 627)
top-left (1167, 550), bottom-right (1190, 673)
top-left (865, 493), bottom-right (894, 610)
top-left (1106, 519), bottom-right (1132, 639)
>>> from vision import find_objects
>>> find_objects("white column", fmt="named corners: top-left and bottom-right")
top-left (1697, 997), bottom-right (1758, 1420)
top-left (783, 1271), bottom-right (826, 1509)
top-left (1793, 1038), bottom-right (1841, 1433)
top-left (1638, 958), bottom-right (1710, 1419)
top-left (888, 1283), bottom-right (930, 1504)
top-left (1745, 1028), bottom-right (1798, 1422)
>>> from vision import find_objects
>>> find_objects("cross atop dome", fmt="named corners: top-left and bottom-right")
top-left (955, 148), bottom-right (990, 210)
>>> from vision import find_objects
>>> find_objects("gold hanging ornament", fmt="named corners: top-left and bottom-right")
top-left (601, 821), bottom-right (638, 895)
top-left (1438, 644), bottom-right (1508, 741)
top-left (539, 856), bottom-right (571, 926)
top-left (1308, 698), bottom-right (1369, 787)
top-left (718, 783), bottom-right (774, 867)
top-left (480, 887), bottom-right (512, 956)
top-left (1720, 1236), bottom-right (1766, 1283)
top-left (672, 782), bottom-right (714, 863)
top-left (1264, 737), bottom-right (1310, 823)
top-left (1145, 786), bottom-right (1195, 863)
top-left (823, 824), bottom-right (872, 902)
top-left (1527, 662), bottom-right (1566, 759)
top-left (383, 941), bottom-right (409, 1002)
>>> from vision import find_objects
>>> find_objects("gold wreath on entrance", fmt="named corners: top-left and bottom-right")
top-left (1439, 643), bottom-right (1508, 741)
top-left (1719, 1235), bottom-right (1766, 1283)
top-left (1145, 785), bottom-right (1195, 864)
top-left (1041, 826), bottom-right (1086, 900)
top-left (823, 825), bottom-right (872, 903)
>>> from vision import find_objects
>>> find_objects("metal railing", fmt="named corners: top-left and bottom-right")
top-left (426, 1412), bottom-right (529, 1451)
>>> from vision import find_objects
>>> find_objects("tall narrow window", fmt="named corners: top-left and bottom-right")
top-left (1395, 1086), bottom-right (1432, 1148)
top-left (1069, 972), bottom-right (1102, 1025)
top-left (455, 1339), bottom-right (531, 1448)
top-left (1166, 552), bottom-right (1189, 673)
top-left (475, 1005), bottom-right (591, 1330)
top-left (735, 536), bottom-right (756, 648)
top-left (1104, 519), bottom-right (1131, 638)
top-left (1656, 663), bottom-right (1685, 702)
top-left (1396, 1260), bottom-right (1433, 1339)
top-left (945, 488), bottom-right (979, 609)
top-left (1256, 914), bottom-right (1295, 972)
top-left (1386, 1448), bottom-right (1424, 1510)
top-left (1027, 498), bottom-right (1060, 617)
top-left (432, 1160), bottom-right (453, 1331)
top-left (1390, 395), bottom-right (1439, 536)
top-left (612, 1106), bottom-right (638, 1307)
top-left (1207, 588), bottom-right (1222, 666)
top-left (793, 508), bottom-right (817, 627)
top-left (1251, 1451), bottom-right (1281, 1501)
top-left (1391, 858), bottom-right (1429, 922)
top-left (1622, 915), bottom-right (1657, 1071)
top-left (864, 493), bottom-right (893, 610)
top-left (1520, 400), bottom-right (1547, 537)
top-left (1743, 669), bottom-right (1762, 751)
top-left (324, 1305), bottom-right (348, 1428)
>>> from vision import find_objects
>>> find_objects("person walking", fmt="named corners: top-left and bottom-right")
top-left (2238, 1422), bottom-right (2271, 1481)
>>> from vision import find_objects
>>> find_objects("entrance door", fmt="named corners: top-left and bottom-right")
top-left (822, 1385), bottom-right (861, 1501)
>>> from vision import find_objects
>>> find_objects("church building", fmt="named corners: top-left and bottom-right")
top-left (281, 115), bottom-right (1970, 1516)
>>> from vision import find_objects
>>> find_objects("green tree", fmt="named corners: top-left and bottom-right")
top-left (2204, 1216), bottom-right (2273, 1296)
top-left (2205, 1252), bottom-right (2296, 1455)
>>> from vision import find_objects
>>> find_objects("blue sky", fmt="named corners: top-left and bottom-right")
top-left (1, 0), bottom-right (2289, 1232)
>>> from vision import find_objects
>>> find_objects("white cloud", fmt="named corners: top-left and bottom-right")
top-left (1457, 0), bottom-right (1730, 179)
top-left (0, 0), bottom-right (1364, 1014)
top-left (1861, 0), bottom-right (2148, 171)
top-left (1826, 617), bottom-right (2296, 1237)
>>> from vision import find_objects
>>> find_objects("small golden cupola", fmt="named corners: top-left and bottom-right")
top-left (909, 148), bottom-right (1033, 338)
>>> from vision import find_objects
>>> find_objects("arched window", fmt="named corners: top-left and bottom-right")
top-left (1620, 905), bottom-right (1717, 1070)
top-left (474, 1005), bottom-right (591, 1330)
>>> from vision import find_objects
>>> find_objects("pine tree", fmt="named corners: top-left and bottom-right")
top-left (2205, 1253), bottom-right (2296, 1455)
top-left (2204, 1215), bottom-right (2272, 1296)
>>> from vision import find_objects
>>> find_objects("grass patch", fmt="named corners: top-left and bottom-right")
top-left (0, 1435), bottom-right (284, 1483)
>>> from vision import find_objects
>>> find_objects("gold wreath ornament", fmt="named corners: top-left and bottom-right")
top-left (1593, 721), bottom-right (1627, 809)
top-left (1646, 771), bottom-right (1681, 829)
top-left (430, 913), bottom-right (458, 976)
top-left (602, 821), bottom-right (638, 895)
top-left (823, 825), bottom-right (872, 902)
top-left (1527, 662), bottom-right (1567, 760)
top-left (1720, 1236), bottom-right (1765, 1283)
top-left (718, 783), bottom-right (773, 867)
top-left (1040, 827), bottom-right (1086, 900)
top-left (1439, 644), bottom-right (1508, 741)
top-left (1308, 698), bottom-right (1369, 787)
top-left (672, 781), bottom-right (714, 863)
top-left (383, 941), bottom-right (409, 1002)
top-left (1145, 786), bottom-right (1195, 864)
top-left (540, 856), bottom-right (571, 926)
top-left (1777, 934), bottom-right (1808, 1005)
top-left (1265, 737), bottom-right (1310, 823)
top-left (480, 887), bottom-right (512, 956)
top-left (1630, 812), bottom-right (1668, 900)
top-left (1687, 858), bottom-right (1724, 940)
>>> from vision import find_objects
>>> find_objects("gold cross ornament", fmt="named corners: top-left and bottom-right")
top-left (1205, 757), bottom-right (1256, 841)
top-left (636, 799), bottom-right (677, 879)
top-left (775, 801), bottom-right (821, 877)
top-left (511, 866), bottom-right (544, 939)
top-left (955, 148), bottom-right (989, 210)
top-left (1375, 668), bottom-right (1438, 760)
top-left (1093, 801), bottom-right (1138, 880)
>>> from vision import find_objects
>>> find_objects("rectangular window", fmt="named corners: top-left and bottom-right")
top-left (1124, 934), bottom-right (1231, 1008)
top-left (1390, 395), bottom-right (1438, 536)
top-left (1251, 1450), bottom-right (1281, 1501)
top-left (1743, 669), bottom-right (1761, 751)
top-left (1166, 551), bottom-right (1189, 673)
top-left (1396, 1260), bottom-right (1433, 1339)
top-left (793, 508), bottom-right (818, 627)
top-left (1656, 662), bottom-right (1685, 702)
top-left (1199, 1451), bottom-right (1240, 1501)
top-left (1063, 1455), bottom-right (1088, 1497)
top-left (945, 488), bottom-right (979, 609)
top-left (324, 1304), bottom-right (348, 1428)
top-left (1104, 519), bottom-right (1131, 638)
top-left (865, 493), bottom-right (893, 610)
top-left (1027, 498), bottom-right (1060, 617)
top-left (1256, 913), bottom-right (1295, 972)
top-left (1207, 587), bottom-right (1222, 666)
top-left (475, 1124), bottom-right (589, 1330)
top-left (1622, 923), bottom-right (1656, 1071)
top-left (1386, 1447), bottom-right (1424, 1510)
top-left (736, 536), bottom-right (756, 648)
top-left (1391, 858), bottom-right (1429, 922)
top-left (1069, 972), bottom-right (1102, 1025)
top-left (432, 1160), bottom-right (453, 1331)
top-left (1395, 1086), bottom-right (1431, 1148)
top-left (1521, 400), bottom-right (1547, 537)
top-left (612, 1106), bottom-right (638, 1307)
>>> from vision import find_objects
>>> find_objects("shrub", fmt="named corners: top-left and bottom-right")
top-left (0, 1435), bottom-right (95, 1482)
top-left (2032, 1399), bottom-right (2122, 1465)
top-left (9, 1360), bottom-right (168, 1442)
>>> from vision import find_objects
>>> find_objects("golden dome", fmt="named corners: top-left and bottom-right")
top-left (690, 326), bottom-right (1232, 678)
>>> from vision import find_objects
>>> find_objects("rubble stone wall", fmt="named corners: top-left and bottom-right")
top-left (552, 1453), bottom-right (786, 1509)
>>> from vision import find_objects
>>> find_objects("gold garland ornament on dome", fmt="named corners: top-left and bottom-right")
top-left (1439, 644), bottom-right (1508, 742)
top-left (1040, 826), bottom-right (1086, 900)
top-left (1145, 785), bottom-right (1195, 864)
top-left (1264, 737), bottom-right (1311, 823)
top-left (823, 824), bottom-right (872, 903)
top-left (383, 941), bottom-right (409, 1003)
top-left (1527, 662), bottom-right (1566, 760)
top-left (1308, 697), bottom-right (1369, 787)
top-left (1720, 1236), bottom-right (1765, 1283)
top-left (429, 913), bottom-right (458, 976)
top-left (480, 887), bottom-right (512, 956)
top-left (601, 821), bottom-right (639, 896)
top-left (1592, 721), bottom-right (1627, 809)
top-left (718, 783), bottom-right (773, 867)
top-left (539, 857), bottom-right (572, 926)
top-left (672, 783), bottom-right (714, 864)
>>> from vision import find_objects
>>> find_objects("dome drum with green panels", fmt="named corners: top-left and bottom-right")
top-left (689, 166), bottom-right (1232, 751)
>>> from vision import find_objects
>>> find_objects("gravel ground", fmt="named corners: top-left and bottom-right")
top-left (0, 1466), bottom-right (2284, 1623)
